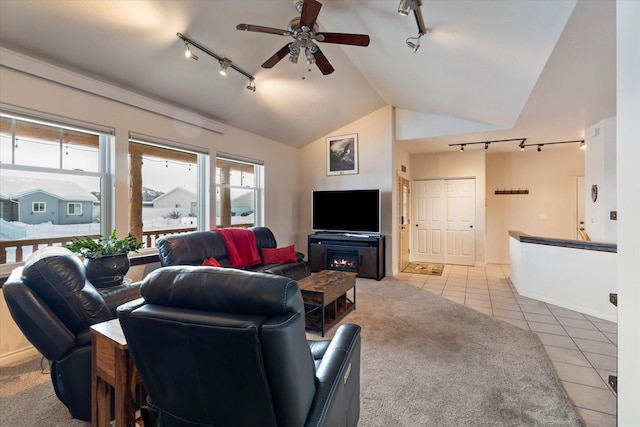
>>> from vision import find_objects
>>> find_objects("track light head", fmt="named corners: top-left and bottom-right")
top-left (537, 145), bottom-right (542, 152)
top-left (484, 142), bottom-right (489, 150)
top-left (580, 141), bottom-right (586, 149)
top-left (246, 79), bottom-right (256, 92)
top-left (184, 41), bottom-right (198, 60)
top-left (460, 144), bottom-right (466, 152)
top-left (219, 58), bottom-right (231, 76)
top-left (398, 0), bottom-right (411, 15)
top-left (406, 35), bottom-right (421, 52)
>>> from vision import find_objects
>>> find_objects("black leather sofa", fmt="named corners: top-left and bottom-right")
top-left (2, 246), bottom-right (141, 421)
top-left (156, 226), bottom-right (311, 280)
top-left (118, 266), bottom-right (361, 427)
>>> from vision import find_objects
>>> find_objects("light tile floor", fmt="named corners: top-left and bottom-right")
top-left (395, 263), bottom-right (617, 427)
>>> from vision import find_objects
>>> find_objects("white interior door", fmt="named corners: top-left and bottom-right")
top-left (413, 180), bottom-right (445, 263)
top-left (412, 179), bottom-right (475, 266)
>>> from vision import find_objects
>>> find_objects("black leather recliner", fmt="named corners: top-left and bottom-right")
top-left (118, 266), bottom-right (361, 427)
top-left (2, 246), bottom-right (141, 421)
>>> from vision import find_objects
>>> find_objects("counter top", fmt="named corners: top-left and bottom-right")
top-left (508, 230), bottom-right (617, 253)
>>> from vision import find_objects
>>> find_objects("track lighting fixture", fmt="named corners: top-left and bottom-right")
top-left (219, 58), bottom-right (231, 76)
top-left (519, 139), bottom-right (585, 152)
top-left (398, 0), bottom-right (412, 16)
top-left (184, 41), bottom-right (198, 60)
top-left (177, 33), bottom-right (255, 92)
top-left (580, 141), bottom-right (586, 149)
top-left (449, 138), bottom-right (526, 152)
top-left (399, 0), bottom-right (427, 52)
top-left (406, 35), bottom-right (422, 53)
top-left (246, 78), bottom-right (256, 92)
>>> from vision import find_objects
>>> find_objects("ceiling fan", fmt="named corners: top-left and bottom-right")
top-left (236, 0), bottom-right (370, 75)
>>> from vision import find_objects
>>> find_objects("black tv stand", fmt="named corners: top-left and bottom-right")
top-left (308, 233), bottom-right (385, 280)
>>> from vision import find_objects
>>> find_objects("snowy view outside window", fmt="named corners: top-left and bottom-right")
top-left (1, 114), bottom-right (263, 265)
top-left (1, 114), bottom-right (106, 263)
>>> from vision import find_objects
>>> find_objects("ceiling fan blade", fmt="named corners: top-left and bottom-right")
top-left (300, 0), bottom-right (322, 30)
top-left (316, 32), bottom-right (370, 47)
top-left (262, 44), bottom-right (291, 68)
top-left (236, 23), bottom-right (289, 36)
top-left (313, 48), bottom-right (335, 75)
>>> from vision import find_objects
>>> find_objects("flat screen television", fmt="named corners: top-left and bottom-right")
top-left (312, 189), bottom-right (380, 234)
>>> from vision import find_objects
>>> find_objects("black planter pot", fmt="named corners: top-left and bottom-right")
top-left (84, 254), bottom-right (130, 288)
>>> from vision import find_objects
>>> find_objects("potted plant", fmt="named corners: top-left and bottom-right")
top-left (65, 230), bottom-right (143, 287)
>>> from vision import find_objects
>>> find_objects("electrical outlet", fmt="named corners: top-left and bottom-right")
top-left (609, 293), bottom-right (617, 307)
top-left (610, 211), bottom-right (617, 220)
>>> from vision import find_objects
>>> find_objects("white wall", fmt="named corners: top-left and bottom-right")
top-left (410, 150), bottom-right (487, 266)
top-left (509, 237), bottom-right (617, 322)
top-left (297, 106), bottom-right (394, 275)
top-left (584, 117), bottom-right (617, 243)
top-left (0, 61), bottom-right (301, 364)
top-left (486, 147), bottom-right (584, 263)
top-left (616, 1), bottom-right (640, 423)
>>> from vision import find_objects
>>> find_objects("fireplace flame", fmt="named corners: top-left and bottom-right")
top-left (330, 258), bottom-right (356, 269)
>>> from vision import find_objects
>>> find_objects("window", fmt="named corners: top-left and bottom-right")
top-left (128, 139), bottom-right (207, 238)
top-left (67, 203), bottom-right (82, 215)
top-left (215, 156), bottom-right (263, 228)
top-left (0, 112), bottom-right (113, 264)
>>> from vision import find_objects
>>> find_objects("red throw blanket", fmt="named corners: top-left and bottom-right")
top-left (214, 228), bottom-right (261, 268)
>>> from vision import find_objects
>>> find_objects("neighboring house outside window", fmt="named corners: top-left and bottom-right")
top-left (0, 112), bottom-right (112, 264)
top-left (215, 156), bottom-right (264, 228)
top-left (128, 138), bottom-right (206, 239)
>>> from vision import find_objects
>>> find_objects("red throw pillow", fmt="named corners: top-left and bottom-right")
top-left (261, 245), bottom-right (297, 264)
top-left (202, 256), bottom-right (222, 267)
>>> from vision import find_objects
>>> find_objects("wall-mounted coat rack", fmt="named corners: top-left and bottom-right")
top-left (495, 188), bottom-right (529, 195)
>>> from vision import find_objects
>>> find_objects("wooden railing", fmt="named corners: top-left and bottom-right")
top-left (0, 227), bottom-right (197, 265)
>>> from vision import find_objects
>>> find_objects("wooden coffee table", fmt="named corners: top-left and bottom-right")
top-left (298, 270), bottom-right (356, 336)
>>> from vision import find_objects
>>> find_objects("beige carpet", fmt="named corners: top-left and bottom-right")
top-left (2, 277), bottom-right (580, 426)
top-left (402, 262), bottom-right (444, 276)
top-left (314, 277), bottom-right (581, 426)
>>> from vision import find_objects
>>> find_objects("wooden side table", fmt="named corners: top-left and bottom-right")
top-left (90, 318), bottom-right (143, 427)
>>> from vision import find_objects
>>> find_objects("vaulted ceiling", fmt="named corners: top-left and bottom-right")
top-left (0, 0), bottom-right (616, 153)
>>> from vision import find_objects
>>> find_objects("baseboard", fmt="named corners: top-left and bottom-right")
top-left (485, 258), bottom-right (510, 265)
top-left (0, 345), bottom-right (39, 367)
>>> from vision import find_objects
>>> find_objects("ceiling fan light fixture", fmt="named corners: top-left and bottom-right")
top-left (305, 48), bottom-right (316, 65)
